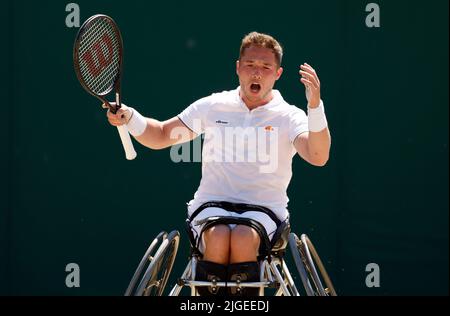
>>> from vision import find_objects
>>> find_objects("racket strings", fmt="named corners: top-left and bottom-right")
top-left (78, 18), bottom-right (120, 95)
top-left (80, 22), bottom-right (119, 93)
top-left (79, 21), bottom-right (119, 91)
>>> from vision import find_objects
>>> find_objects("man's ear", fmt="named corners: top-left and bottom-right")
top-left (236, 60), bottom-right (240, 76)
top-left (276, 67), bottom-right (284, 80)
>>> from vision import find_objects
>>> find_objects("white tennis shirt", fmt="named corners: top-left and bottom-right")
top-left (178, 87), bottom-right (309, 220)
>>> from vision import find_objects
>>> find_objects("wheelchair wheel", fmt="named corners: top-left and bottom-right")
top-left (134, 230), bottom-right (180, 296)
top-left (288, 233), bottom-right (315, 296)
top-left (300, 234), bottom-right (337, 296)
top-left (288, 233), bottom-right (337, 296)
top-left (125, 231), bottom-right (167, 296)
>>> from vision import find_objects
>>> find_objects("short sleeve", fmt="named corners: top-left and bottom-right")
top-left (177, 96), bottom-right (212, 135)
top-left (288, 106), bottom-right (309, 143)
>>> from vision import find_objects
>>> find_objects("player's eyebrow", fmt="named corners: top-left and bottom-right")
top-left (243, 59), bottom-right (273, 66)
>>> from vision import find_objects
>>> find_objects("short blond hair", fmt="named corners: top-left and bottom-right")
top-left (239, 32), bottom-right (283, 67)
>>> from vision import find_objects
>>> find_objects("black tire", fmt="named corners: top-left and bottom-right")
top-left (289, 232), bottom-right (337, 296)
top-left (134, 230), bottom-right (180, 296)
top-left (125, 231), bottom-right (168, 296)
top-left (288, 233), bottom-right (315, 296)
top-left (300, 234), bottom-right (337, 296)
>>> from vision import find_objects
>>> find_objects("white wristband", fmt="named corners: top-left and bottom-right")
top-left (126, 107), bottom-right (147, 136)
top-left (308, 101), bottom-right (328, 132)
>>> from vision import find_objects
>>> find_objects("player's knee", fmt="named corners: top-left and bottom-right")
top-left (230, 225), bottom-right (260, 250)
top-left (203, 224), bottom-right (231, 244)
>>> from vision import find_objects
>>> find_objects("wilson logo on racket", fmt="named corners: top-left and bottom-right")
top-left (82, 33), bottom-right (114, 78)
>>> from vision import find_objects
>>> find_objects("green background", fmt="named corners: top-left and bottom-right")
top-left (0, 0), bottom-right (448, 295)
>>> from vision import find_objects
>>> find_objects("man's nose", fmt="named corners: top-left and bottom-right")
top-left (252, 71), bottom-right (262, 80)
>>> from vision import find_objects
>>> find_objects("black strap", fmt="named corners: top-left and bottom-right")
top-left (189, 201), bottom-right (282, 226)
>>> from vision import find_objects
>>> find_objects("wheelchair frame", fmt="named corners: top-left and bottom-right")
top-left (125, 221), bottom-right (337, 296)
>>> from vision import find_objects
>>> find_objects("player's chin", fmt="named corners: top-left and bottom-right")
top-left (254, 89), bottom-right (270, 101)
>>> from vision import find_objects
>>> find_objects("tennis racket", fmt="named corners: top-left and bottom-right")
top-left (73, 14), bottom-right (137, 160)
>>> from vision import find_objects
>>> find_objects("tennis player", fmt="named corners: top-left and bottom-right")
top-left (107, 32), bottom-right (331, 296)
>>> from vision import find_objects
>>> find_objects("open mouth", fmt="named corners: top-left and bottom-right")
top-left (250, 83), bottom-right (261, 94)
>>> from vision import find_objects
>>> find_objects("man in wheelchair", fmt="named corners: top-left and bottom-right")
top-left (107, 32), bottom-right (331, 296)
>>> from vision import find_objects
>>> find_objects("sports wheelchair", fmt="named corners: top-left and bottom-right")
top-left (124, 214), bottom-right (337, 296)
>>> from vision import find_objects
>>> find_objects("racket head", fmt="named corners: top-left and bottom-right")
top-left (73, 14), bottom-right (123, 111)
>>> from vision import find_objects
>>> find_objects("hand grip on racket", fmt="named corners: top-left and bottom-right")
top-left (108, 99), bottom-right (137, 161)
top-left (116, 126), bottom-right (136, 160)
top-left (73, 14), bottom-right (137, 160)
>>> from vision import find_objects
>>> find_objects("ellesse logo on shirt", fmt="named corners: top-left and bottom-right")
top-left (215, 120), bottom-right (229, 125)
